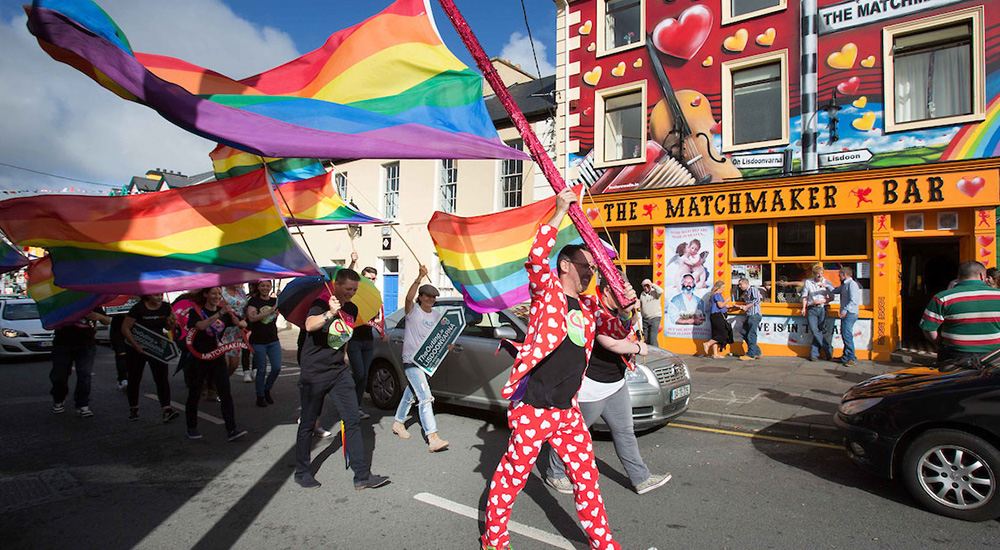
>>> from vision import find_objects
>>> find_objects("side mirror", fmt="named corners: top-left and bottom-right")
top-left (494, 326), bottom-right (518, 340)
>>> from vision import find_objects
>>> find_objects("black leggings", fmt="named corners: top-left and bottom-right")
top-left (125, 349), bottom-right (171, 409)
top-left (186, 357), bottom-right (236, 432)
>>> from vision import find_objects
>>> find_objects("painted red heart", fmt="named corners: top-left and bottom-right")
top-left (876, 251), bottom-right (887, 259)
top-left (654, 227), bottom-right (665, 237)
top-left (715, 240), bottom-right (726, 249)
top-left (957, 176), bottom-right (986, 198)
top-left (978, 235), bottom-right (994, 247)
top-left (875, 238), bottom-right (889, 250)
top-left (656, 252), bottom-right (664, 260)
top-left (715, 226), bottom-right (725, 235)
top-left (586, 207), bottom-right (600, 220)
top-left (709, 122), bottom-right (721, 134)
top-left (651, 5), bottom-right (713, 61)
top-left (655, 270), bottom-right (664, 277)
top-left (837, 76), bottom-right (860, 95)
top-left (583, 107), bottom-right (593, 117)
top-left (981, 248), bottom-right (992, 257)
top-left (878, 271), bottom-right (885, 277)
top-left (876, 262), bottom-right (884, 268)
top-left (690, 96), bottom-right (702, 107)
top-left (716, 251), bottom-right (724, 258)
top-left (716, 270), bottom-right (724, 277)
top-left (654, 242), bottom-right (664, 250)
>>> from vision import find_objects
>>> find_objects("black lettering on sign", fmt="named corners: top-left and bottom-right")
top-left (665, 198), bottom-right (683, 218)
top-left (729, 193), bottom-right (742, 214)
top-left (603, 203), bottom-right (615, 221)
top-left (714, 195), bottom-right (725, 215)
top-left (824, 185), bottom-right (837, 208)
top-left (927, 177), bottom-right (944, 202)
top-left (688, 198), bottom-right (700, 217)
top-left (616, 202), bottom-right (627, 221)
top-left (790, 188), bottom-right (804, 210)
top-left (808, 187), bottom-right (820, 209)
top-left (884, 179), bottom-right (898, 204)
top-left (746, 191), bottom-right (767, 213)
top-left (700, 196), bottom-right (712, 216)
top-left (903, 178), bottom-right (922, 203)
top-left (772, 190), bottom-right (786, 211)
top-left (628, 201), bottom-right (638, 221)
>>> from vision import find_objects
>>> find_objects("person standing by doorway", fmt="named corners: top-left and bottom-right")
top-left (833, 267), bottom-right (862, 366)
top-left (801, 264), bottom-right (835, 361)
top-left (639, 278), bottom-right (663, 345)
top-left (920, 261), bottom-right (1000, 363)
top-left (737, 278), bottom-right (762, 361)
top-left (50, 308), bottom-right (110, 417)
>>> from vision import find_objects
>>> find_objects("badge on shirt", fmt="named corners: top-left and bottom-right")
top-left (327, 311), bottom-right (354, 349)
top-left (258, 305), bottom-right (277, 325)
top-left (567, 309), bottom-right (586, 347)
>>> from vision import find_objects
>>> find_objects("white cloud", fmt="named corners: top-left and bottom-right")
top-left (498, 31), bottom-right (555, 78)
top-left (0, 0), bottom-right (299, 192)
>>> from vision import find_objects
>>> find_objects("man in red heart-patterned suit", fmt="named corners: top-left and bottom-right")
top-left (481, 188), bottom-right (641, 550)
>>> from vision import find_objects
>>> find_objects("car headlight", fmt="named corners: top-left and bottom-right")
top-left (838, 397), bottom-right (883, 416)
top-left (624, 365), bottom-right (650, 384)
top-left (2, 328), bottom-right (26, 338)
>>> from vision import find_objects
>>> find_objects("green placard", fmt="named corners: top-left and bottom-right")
top-left (412, 307), bottom-right (465, 377)
top-left (127, 323), bottom-right (179, 363)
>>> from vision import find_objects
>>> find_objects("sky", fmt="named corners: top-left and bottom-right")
top-left (0, 0), bottom-right (556, 193)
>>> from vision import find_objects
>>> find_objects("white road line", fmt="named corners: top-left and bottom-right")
top-left (413, 492), bottom-right (575, 550)
top-left (143, 393), bottom-right (223, 425)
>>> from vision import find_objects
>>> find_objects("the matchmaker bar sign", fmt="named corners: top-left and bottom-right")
top-left (591, 171), bottom-right (998, 225)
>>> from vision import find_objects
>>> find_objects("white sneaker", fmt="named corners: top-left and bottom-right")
top-left (314, 426), bottom-right (333, 438)
top-left (117, 380), bottom-right (128, 392)
top-left (243, 371), bottom-right (252, 383)
top-left (77, 406), bottom-right (94, 418)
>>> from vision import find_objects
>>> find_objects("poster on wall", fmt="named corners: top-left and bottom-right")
top-left (731, 315), bottom-right (872, 351)
top-left (662, 224), bottom-right (714, 340)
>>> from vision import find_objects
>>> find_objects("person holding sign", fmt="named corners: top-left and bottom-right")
top-left (122, 294), bottom-right (179, 423)
top-left (481, 187), bottom-right (639, 550)
top-left (184, 287), bottom-right (248, 442)
top-left (391, 266), bottom-right (451, 453)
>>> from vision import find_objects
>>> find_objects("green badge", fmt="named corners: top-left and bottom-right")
top-left (327, 317), bottom-right (354, 349)
top-left (567, 309), bottom-right (586, 347)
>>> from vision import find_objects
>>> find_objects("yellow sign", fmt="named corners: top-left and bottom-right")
top-left (589, 171), bottom-right (999, 226)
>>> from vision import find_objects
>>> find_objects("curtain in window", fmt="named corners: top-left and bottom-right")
top-left (894, 45), bottom-right (970, 123)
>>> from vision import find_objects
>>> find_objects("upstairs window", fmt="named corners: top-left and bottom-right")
top-left (722, 51), bottom-right (789, 153)
top-left (440, 159), bottom-right (457, 214)
top-left (335, 172), bottom-right (348, 198)
top-left (501, 140), bottom-right (523, 209)
top-left (599, 0), bottom-right (643, 56)
top-left (595, 82), bottom-right (647, 168)
top-left (723, 0), bottom-right (785, 25)
top-left (382, 162), bottom-right (399, 219)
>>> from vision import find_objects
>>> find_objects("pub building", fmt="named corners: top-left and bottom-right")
top-left (553, 0), bottom-right (1000, 360)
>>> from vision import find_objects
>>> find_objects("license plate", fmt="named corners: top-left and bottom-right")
top-left (38, 341), bottom-right (52, 348)
top-left (671, 384), bottom-right (691, 401)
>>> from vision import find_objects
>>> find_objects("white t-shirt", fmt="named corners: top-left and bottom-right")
top-left (402, 306), bottom-right (443, 364)
top-left (577, 376), bottom-right (625, 403)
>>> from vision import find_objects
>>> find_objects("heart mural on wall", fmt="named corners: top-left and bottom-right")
top-left (717, 260), bottom-right (724, 267)
top-left (957, 176), bottom-right (985, 198)
top-left (875, 238), bottom-right (890, 250)
top-left (978, 235), bottom-right (995, 247)
top-left (654, 242), bottom-right (664, 250)
top-left (715, 239), bottom-right (726, 249)
top-left (981, 248), bottom-right (992, 257)
top-left (651, 4), bottom-right (713, 60)
top-left (654, 228), bottom-right (665, 237)
top-left (717, 270), bottom-right (725, 277)
top-left (877, 251), bottom-right (887, 259)
top-left (715, 226), bottom-right (726, 235)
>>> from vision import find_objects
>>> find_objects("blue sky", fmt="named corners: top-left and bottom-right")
top-left (0, 0), bottom-right (556, 192)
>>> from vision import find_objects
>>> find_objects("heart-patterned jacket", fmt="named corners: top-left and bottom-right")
top-left (500, 223), bottom-right (629, 400)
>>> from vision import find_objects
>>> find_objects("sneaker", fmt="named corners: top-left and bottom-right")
top-left (392, 421), bottom-right (411, 439)
top-left (227, 429), bottom-right (248, 442)
top-left (243, 371), bottom-right (252, 383)
top-left (52, 402), bottom-right (65, 414)
top-left (427, 433), bottom-right (449, 453)
top-left (256, 396), bottom-right (267, 408)
top-left (128, 409), bottom-right (139, 421)
top-left (844, 360), bottom-right (857, 367)
top-left (354, 474), bottom-right (390, 490)
top-left (358, 408), bottom-right (371, 420)
top-left (545, 476), bottom-right (574, 495)
top-left (162, 409), bottom-right (180, 423)
top-left (807, 356), bottom-right (817, 362)
top-left (117, 380), bottom-right (128, 392)
top-left (313, 426), bottom-right (333, 438)
top-left (264, 390), bottom-right (274, 405)
top-left (77, 406), bottom-right (94, 418)
top-left (186, 428), bottom-right (203, 440)
top-left (739, 355), bottom-right (755, 361)
top-left (295, 475), bottom-right (322, 489)
top-left (635, 473), bottom-right (672, 495)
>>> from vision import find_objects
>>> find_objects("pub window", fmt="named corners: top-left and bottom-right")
top-left (730, 264), bottom-right (772, 304)
top-left (777, 221), bottom-right (816, 257)
top-left (626, 229), bottom-right (651, 260)
top-left (733, 223), bottom-right (768, 258)
top-left (335, 172), bottom-right (348, 199)
top-left (598, 229), bottom-right (650, 293)
top-left (721, 51), bottom-right (789, 153)
top-left (595, 82), bottom-right (647, 168)
top-left (723, 0), bottom-right (785, 25)
top-left (598, 0), bottom-right (644, 56)
top-left (825, 218), bottom-right (867, 257)
top-left (440, 159), bottom-right (457, 214)
top-left (500, 140), bottom-right (523, 209)
top-left (382, 162), bottom-right (399, 219)
top-left (883, 7), bottom-right (984, 133)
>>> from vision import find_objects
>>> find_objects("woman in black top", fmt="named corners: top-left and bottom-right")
top-left (246, 280), bottom-right (281, 407)
top-left (121, 294), bottom-right (179, 423)
top-left (184, 287), bottom-right (247, 441)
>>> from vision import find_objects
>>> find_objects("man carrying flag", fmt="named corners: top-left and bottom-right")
top-left (481, 188), bottom-right (643, 550)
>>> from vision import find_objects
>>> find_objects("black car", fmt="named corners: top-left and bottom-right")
top-left (835, 351), bottom-right (1000, 521)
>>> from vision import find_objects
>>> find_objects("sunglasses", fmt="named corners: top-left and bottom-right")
top-left (569, 260), bottom-right (597, 273)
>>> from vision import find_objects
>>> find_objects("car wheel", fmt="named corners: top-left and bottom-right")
top-left (901, 429), bottom-right (1000, 521)
top-left (368, 360), bottom-right (402, 410)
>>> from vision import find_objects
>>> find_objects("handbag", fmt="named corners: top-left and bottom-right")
top-left (724, 313), bottom-right (734, 345)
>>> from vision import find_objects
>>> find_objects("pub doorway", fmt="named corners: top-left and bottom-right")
top-left (898, 238), bottom-right (961, 354)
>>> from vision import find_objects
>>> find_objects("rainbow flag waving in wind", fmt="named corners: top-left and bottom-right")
top-left (27, 0), bottom-right (529, 162)
top-left (271, 170), bottom-right (384, 227)
top-left (0, 238), bottom-right (28, 274)
top-left (0, 170), bottom-right (320, 295)
top-left (27, 256), bottom-right (114, 329)
top-left (210, 145), bottom-right (327, 185)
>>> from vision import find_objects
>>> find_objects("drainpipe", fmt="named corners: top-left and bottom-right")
top-left (801, 0), bottom-right (819, 172)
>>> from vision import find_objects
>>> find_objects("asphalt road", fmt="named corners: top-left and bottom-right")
top-left (1, 347), bottom-right (998, 550)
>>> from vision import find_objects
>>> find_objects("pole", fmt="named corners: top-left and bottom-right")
top-left (436, 0), bottom-right (634, 309)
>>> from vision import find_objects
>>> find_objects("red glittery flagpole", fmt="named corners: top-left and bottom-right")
top-left (436, 0), bottom-right (634, 309)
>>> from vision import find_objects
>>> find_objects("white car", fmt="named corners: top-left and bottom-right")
top-left (0, 299), bottom-right (54, 358)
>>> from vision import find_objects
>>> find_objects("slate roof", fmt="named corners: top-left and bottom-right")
top-left (485, 74), bottom-right (556, 125)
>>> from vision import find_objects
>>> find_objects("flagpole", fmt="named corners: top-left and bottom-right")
top-left (436, 0), bottom-right (634, 308)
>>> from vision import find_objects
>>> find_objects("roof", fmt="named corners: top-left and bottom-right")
top-left (485, 74), bottom-right (556, 124)
top-left (129, 176), bottom-right (163, 192)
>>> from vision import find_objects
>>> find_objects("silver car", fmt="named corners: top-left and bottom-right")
top-left (367, 298), bottom-right (691, 432)
top-left (0, 299), bottom-right (54, 359)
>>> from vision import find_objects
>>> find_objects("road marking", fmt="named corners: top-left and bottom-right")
top-left (669, 423), bottom-right (842, 450)
top-left (0, 396), bottom-right (52, 406)
top-left (143, 393), bottom-right (223, 425)
top-left (692, 388), bottom-right (762, 405)
top-left (414, 492), bottom-right (574, 550)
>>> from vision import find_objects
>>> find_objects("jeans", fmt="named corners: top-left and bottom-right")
top-left (295, 368), bottom-right (369, 483)
top-left (125, 348), bottom-right (171, 409)
top-left (394, 363), bottom-right (438, 435)
top-left (547, 383), bottom-right (651, 486)
top-left (641, 316), bottom-right (661, 345)
top-left (840, 312), bottom-right (858, 362)
top-left (742, 313), bottom-right (762, 358)
top-left (50, 344), bottom-right (96, 407)
top-left (806, 307), bottom-right (834, 359)
top-left (186, 357), bottom-right (236, 432)
top-left (252, 341), bottom-right (282, 397)
top-left (347, 338), bottom-right (375, 405)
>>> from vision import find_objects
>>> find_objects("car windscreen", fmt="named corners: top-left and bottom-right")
top-left (3, 303), bottom-right (40, 320)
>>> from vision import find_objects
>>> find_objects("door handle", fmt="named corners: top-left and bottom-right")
top-left (391, 338), bottom-right (404, 345)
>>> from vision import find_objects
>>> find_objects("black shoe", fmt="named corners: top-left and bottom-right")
top-left (162, 409), bottom-right (179, 423)
top-left (295, 475), bottom-right (322, 489)
top-left (807, 356), bottom-right (817, 362)
top-left (264, 390), bottom-right (274, 405)
top-left (354, 474), bottom-right (390, 490)
top-left (227, 429), bottom-right (248, 442)
top-left (128, 409), bottom-right (139, 421)
top-left (256, 396), bottom-right (267, 407)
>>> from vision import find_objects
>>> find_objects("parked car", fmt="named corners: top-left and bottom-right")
top-left (367, 298), bottom-right (691, 432)
top-left (835, 350), bottom-right (1000, 521)
top-left (0, 299), bottom-right (54, 358)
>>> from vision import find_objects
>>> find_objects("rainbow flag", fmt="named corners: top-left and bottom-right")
top-left (27, 256), bottom-right (114, 329)
top-left (272, 170), bottom-right (384, 226)
top-left (0, 169), bottom-right (320, 295)
top-left (27, 0), bottom-right (528, 161)
top-left (0, 238), bottom-right (28, 274)
top-left (210, 145), bottom-right (326, 185)
top-left (428, 187), bottom-right (615, 313)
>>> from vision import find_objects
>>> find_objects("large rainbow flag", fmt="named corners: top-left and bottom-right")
top-left (0, 238), bottom-right (28, 274)
top-left (27, 256), bottom-right (114, 329)
top-left (271, 170), bottom-right (384, 226)
top-left (210, 145), bottom-right (327, 185)
top-left (0, 170), bottom-right (320, 295)
top-left (428, 187), bottom-right (615, 313)
top-left (26, 0), bottom-right (528, 161)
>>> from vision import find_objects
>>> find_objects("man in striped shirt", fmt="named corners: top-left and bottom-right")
top-left (737, 278), bottom-right (762, 360)
top-left (920, 261), bottom-right (1000, 363)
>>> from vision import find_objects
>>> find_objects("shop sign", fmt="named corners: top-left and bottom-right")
top-left (818, 0), bottom-right (964, 35)
top-left (593, 171), bottom-right (998, 225)
top-left (730, 153), bottom-right (785, 170)
top-left (729, 315), bottom-right (872, 350)
top-left (819, 149), bottom-right (873, 167)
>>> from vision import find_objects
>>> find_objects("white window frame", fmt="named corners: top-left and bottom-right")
top-left (596, 0), bottom-right (645, 58)
top-left (500, 140), bottom-right (524, 210)
top-left (722, 0), bottom-right (786, 26)
top-left (439, 159), bottom-right (458, 214)
top-left (881, 6), bottom-right (985, 134)
top-left (334, 172), bottom-right (348, 199)
top-left (721, 49), bottom-right (790, 154)
top-left (382, 162), bottom-right (399, 220)
top-left (593, 80), bottom-right (647, 169)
